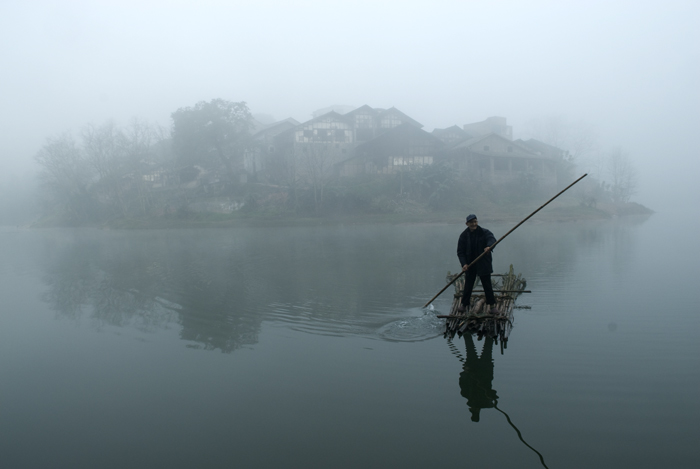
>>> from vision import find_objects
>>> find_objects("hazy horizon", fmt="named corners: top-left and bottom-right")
top-left (2, 0), bottom-right (698, 211)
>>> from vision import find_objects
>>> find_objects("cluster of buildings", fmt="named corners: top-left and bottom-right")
top-left (248, 105), bottom-right (567, 189)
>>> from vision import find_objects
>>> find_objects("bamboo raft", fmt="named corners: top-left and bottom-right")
top-left (438, 265), bottom-right (527, 349)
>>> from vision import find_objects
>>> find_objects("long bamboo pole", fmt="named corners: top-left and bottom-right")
top-left (423, 173), bottom-right (587, 308)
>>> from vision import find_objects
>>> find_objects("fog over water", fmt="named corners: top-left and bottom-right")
top-left (1, 0), bottom-right (699, 215)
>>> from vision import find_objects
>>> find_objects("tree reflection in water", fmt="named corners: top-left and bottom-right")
top-left (39, 234), bottom-right (261, 352)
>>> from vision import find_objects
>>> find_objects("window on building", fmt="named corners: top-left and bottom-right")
top-left (413, 157), bottom-right (433, 166)
top-left (380, 115), bottom-right (402, 128)
top-left (335, 129), bottom-right (346, 141)
top-left (355, 114), bottom-right (373, 128)
top-left (303, 130), bottom-right (313, 139)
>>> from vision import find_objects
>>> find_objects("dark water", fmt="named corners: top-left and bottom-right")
top-left (1, 213), bottom-right (698, 468)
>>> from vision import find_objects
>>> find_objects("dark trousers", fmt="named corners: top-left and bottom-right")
top-left (460, 270), bottom-right (495, 307)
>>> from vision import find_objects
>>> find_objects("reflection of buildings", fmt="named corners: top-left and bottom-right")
top-left (459, 335), bottom-right (498, 422)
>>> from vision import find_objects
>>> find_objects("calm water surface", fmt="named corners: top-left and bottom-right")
top-left (1, 212), bottom-right (698, 468)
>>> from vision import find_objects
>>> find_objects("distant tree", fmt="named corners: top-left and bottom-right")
top-left (525, 116), bottom-right (598, 188)
top-left (82, 121), bottom-right (130, 216)
top-left (82, 119), bottom-right (163, 217)
top-left (527, 115), bottom-right (599, 162)
top-left (265, 142), bottom-right (343, 214)
top-left (35, 133), bottom-right (96, 223)
top-left (264, 147), bottom-right (299, 210)
top-left (606, 147), bottom-right (638, 203)
top-left (171, 99), bottom-right (254, 182)
top-left (297, 143), bottom-right (337, 214)
top-left (404, 162), bottom-right (464, 209)
top-left (35, 120), bottom-right (166, 223)
top-left (82, 121), bottom-right (125, 180)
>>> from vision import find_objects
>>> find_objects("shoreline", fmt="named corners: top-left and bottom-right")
top-left (29, 201), bottom-right (654, 230)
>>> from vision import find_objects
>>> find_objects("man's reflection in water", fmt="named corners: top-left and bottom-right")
top-left (459, 334), bottom-right (498, 422)
top-left (455, 334), bottom-right (550, 468)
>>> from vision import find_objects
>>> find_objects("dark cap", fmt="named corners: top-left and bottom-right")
top-left (466, 214), bottom-right (477, 222)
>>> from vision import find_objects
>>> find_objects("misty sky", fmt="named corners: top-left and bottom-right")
top-left (2, 0), bottom-right (698, 209)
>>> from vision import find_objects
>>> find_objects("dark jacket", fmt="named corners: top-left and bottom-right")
top-left (457, 225), bottom-right (496, 276)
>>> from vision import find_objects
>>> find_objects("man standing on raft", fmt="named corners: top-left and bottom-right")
top-left (457, 214), bottom-right (498, 314)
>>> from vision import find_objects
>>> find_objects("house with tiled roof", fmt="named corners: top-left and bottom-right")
top-left (432, 125), bottom-right (473, 147)
top-left (339, 123), bottom-right (445, 176)
top-left (343, 105), bottom-right (423, 143)
top-left (266, 105), bottom-right (426, 181)
top-left (463, 116), bottom-right (513, 140)
top-left (441, 132), bottom-right (558, 188)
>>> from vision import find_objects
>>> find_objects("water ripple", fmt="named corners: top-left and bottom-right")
top-left (376, 310), bottom-right (445, 342)
top-left (266, 302), bottom-right (444, 342)
top-left (266, 304), bottom-right (444, 342)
